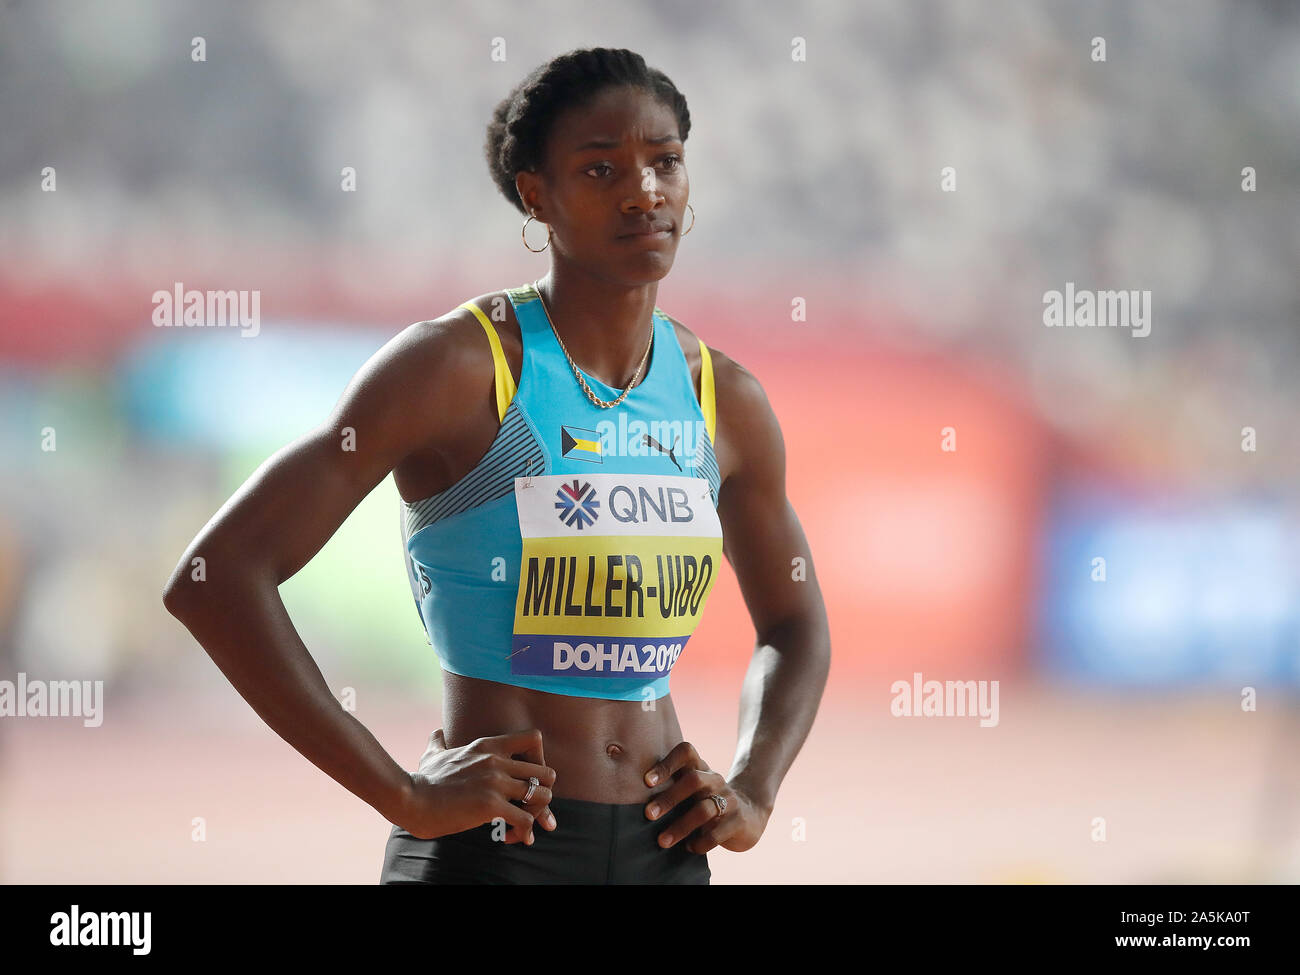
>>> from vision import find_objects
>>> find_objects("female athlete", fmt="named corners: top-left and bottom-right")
top-left (163, 47), bottom-right (830, 884)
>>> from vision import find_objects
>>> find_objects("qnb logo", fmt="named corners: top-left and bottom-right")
top-left (554, 479), bottom-right (600, 529)
top-left (609, 484), bottom-right (696, 525)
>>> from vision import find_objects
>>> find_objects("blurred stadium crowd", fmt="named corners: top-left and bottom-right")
top-left (0, 0), bottom-right (1297, 691)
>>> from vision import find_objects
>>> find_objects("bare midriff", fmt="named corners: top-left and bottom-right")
top-left (440, 670), bottom-right (683, 805)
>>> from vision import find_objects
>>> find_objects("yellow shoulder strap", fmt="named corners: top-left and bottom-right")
top-left (697, 336), bottom-right (716, 444)
top-left (459, 300), bottom-right (516, 423)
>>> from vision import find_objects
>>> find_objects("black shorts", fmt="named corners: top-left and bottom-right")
top-left (380, 795), bottom-right (711, 884)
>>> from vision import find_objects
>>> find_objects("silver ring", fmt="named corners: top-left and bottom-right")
top-left (709, 794), bottom-right (727, 816)
top-left (522, 776), bottom-right (539, 803)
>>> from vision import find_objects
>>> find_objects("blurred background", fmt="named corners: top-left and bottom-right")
top-left (2, 0), bottom-right (1298, 883)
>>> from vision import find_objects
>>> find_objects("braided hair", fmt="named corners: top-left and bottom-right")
top-left (485, 47), bottom-right (691, 216)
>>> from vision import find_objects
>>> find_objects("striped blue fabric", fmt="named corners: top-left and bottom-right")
top-left (402, 399), bottom-right (543, 538)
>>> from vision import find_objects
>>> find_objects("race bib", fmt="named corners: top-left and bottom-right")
top-left (510, 473), bottom-right (722, 679)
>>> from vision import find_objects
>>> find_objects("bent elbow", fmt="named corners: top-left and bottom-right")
top-left (162, 563), bottom-right (208, 621)
top-left (162, 578), bottom-right (193, 620)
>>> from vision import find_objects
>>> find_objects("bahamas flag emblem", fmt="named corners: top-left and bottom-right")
top-left (560, 425), bottom-right (603, 463)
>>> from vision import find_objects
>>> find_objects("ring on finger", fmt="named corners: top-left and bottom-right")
top-left (708, 794), bottom-right (727, 817)
top-left (522, 776), bottom-right (539, 803)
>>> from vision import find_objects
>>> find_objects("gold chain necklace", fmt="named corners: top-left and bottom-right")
top-left (532, 279), bottom-right (654, 409)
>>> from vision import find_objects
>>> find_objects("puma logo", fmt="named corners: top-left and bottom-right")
top-left (641, 433), bottom-right (682, 471)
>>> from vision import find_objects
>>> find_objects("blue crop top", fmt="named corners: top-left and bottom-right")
top-left (399, 282), bottom-right (724, 701)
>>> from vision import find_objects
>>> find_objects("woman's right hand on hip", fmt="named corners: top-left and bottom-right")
top-left (398, 727), bottom-right (557, 844)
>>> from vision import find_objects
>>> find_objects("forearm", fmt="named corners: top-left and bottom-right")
top-left (726, 612), bottom-right (830, 813)
top-left (165, 573), bottom-right (413, 825)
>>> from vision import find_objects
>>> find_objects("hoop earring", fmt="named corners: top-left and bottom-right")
top-left (681, 203), bottom-right (695, 236)
top-left (521, 214), bottom-right (551, 253)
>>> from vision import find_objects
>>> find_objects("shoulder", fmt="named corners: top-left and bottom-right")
top-left (457, 289), bottom-right (523, 329)
top-left (658, 310), bottom-right (769, 418)
top-left (398, 288), bottom-right (522, 376)
top-left (442, 288), bottom-right (522, 344)
top-left (446, 288), bottom-right (524, 366)
top-left (342, 290), bottom-right (519, 429)
top-left (658, 311), bottom-right (779, 488)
